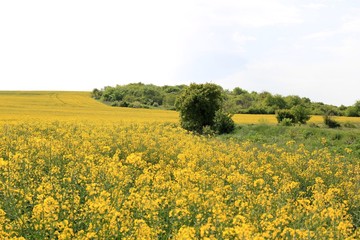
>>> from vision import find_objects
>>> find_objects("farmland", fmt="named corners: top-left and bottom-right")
top-left (0, 91), bottom-right (359, 239)
top-left (0, 91), bottom-right (179, 124)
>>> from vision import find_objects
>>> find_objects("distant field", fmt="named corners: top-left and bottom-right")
top-left (1, 91), bottom-right (359, 125)
top-left (0, 91), bottom-right (178, 124)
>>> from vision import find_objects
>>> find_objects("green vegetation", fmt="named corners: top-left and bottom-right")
top-left (92, 83), bottom-right (186, 110)
top-left (323, 113), bottom-right (341, 128)
top-left (275, 105), bottom-right (311, 125)
top-left (346, 100), bottom-right (360, 117)
top-left (211, 110), bottom-right (235, 134)
top-left (92, 83), bottom-right (360, 117)
top-left (221, 123), bottom-right (360, 158)
top-left (175, 83), bottom-right (234, 134)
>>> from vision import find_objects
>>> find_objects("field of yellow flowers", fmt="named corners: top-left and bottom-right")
top-left (0, 91), bottom-right (359, 239)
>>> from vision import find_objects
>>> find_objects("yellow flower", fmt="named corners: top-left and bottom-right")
top-left (254, 178), bottom-right (265, 188)
top-left (176, 226), bottom-right (196, 240)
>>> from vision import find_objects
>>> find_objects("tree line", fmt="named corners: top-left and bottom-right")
top-left (92, 83), bottom-right (360, 117)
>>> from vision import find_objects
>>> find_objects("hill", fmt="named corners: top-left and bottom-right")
top-left (92, 83), bottom-right (360, 116)
top-left (1, 91), bottom-right (360, 126)
top-left (0, 91), bottom-right (178, 124)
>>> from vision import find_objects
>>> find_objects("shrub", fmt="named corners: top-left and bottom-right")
top-left (279, 118), bottom-right (294, 126)
top-left (276, 106), bottom-right (311, 125)
top-left (324, 114), bottom-right (341, 128)
top-left (202, 125), bottom-right (216, 136)
top-left (292, 105), bottom-right (311, 124)
top-left (111, 101), bottom-right (119, 107)
top-left (276, 110), bottom-right (296, 124)
top-left (211, 110), bottom-right (235, 134)
top-left (176, 83), bottom-right (224, 133)
top-left (129, 101), bottom-right (143, 108)
top-left (119, 101), bottom-right (129, 107)
top-left (346, 106), bottom-right (360, 117)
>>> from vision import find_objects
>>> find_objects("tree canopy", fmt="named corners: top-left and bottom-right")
top-left (174, 83), bottom-right (235, 134)
top-left (92, 83), bottom-right (358, 117)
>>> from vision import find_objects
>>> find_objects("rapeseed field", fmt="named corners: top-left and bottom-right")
top-left (0, 92), bottom-right (359, 239)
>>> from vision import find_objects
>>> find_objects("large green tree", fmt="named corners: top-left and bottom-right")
top-left (176, 83), bottom-right (233, 133)
top-left (346, 100), bottom-right (360, 117)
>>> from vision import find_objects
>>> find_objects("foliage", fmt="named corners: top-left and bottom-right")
top-left (324, 113), bottom-right (341, 128)
top-left (264, 94), bottom-right (287, 111)
top-left (292, 105), bottom-right (311, 124)
top-left (92, 83), bottom-right (356, 116)
top-left (91, 83), bottom-right (186, 110)
top-left (279, 118), bottom-right (294, 126)
top-left (91, 88), bottom-right (102, 99)
top-left (276, 110), bottom-right (296, 124)
top-left (222, 123), bottom-right (360, 157)
top-left (276, 106), bottom-right (311, 125)
top-left (175, 83), bottom-right (226, 133)
top-left (211, 110), bottom-right (235, 134)
top-left (202, 125), bottom-right (216, 136)
top-left (346, 100), bottom-right (360, 117)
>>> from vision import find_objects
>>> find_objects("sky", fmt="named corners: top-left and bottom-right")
top-left (1, 0), bottom-right (359, 106)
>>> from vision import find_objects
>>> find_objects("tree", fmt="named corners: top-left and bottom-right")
top-left (292, 105), bottom-right (311, 124)
top-left (176, 83), bottom-right (234, 134)
top-left (276, 105), bottom-right (311, 125)
top-left (264, 94), bottom-right (287, 110)
top-left (91, 88), bottom-right (102, 99)
top-left (276, 109), bottom-right (296, 124)
top-left (232, 87), bottom-right (248, 95)
top-left (346, 100), bottom-right (360, 117)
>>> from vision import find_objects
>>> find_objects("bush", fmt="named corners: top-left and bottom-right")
top-left (324, 114), bottom-right (341, 128)
top-left (129, 101), bottom-right (143, 108)
top-left (202, 125), bottom-right (216, 136)
top-left (111, 101), bottom-right (119, 107)
top-left (276, 110), bottom-right (296, 124)
top-left (211, 111), bottom-right (235, 134)
top-left (176, 83), bottom-right (224, 133)
top-left (119, 101), bottom-right (129, 107)
top-left (292, 105), bottom-right (311, 124)
top-left (247, 107), bottom-right (268, 114)
top-left (276, 106), bottom-right (311, 125)
top-left (346, 106), bottom-right (360, 117)
top-left (279, 118), bottom-right (294, 126)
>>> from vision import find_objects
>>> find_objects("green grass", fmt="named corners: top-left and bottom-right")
top-left (221, 123), bottom-right (360, 158)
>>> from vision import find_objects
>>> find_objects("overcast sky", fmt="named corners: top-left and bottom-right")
top-left (1, 0), bottom-right (359, 106)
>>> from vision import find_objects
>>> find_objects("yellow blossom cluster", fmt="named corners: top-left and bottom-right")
top-left (0, 121), bottom-right (359, 239)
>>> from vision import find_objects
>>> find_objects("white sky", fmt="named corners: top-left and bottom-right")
top-left (1, 0), bottom-right (359, 106)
